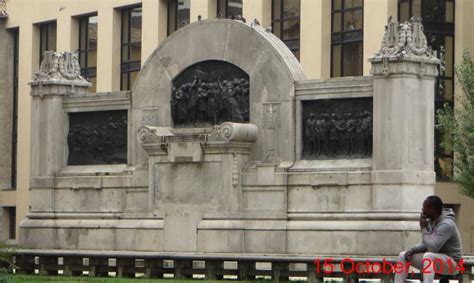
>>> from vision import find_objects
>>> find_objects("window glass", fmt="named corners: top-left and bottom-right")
top-left (331, 0), bottom-right (363, 77)
top-left (342, 42), bottom-right (362, 76)
top-left (331, 45), bottom-right (341, 77)
top-left (272, 0), bottom-right (300, 59)
top-left (283, 0), bottom-right (299, 18)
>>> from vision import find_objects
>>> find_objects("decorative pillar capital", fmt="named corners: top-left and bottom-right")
top-left (369, 17), bottom-right (440, 77)
top-left (29, 51), bottom-right (91, 97)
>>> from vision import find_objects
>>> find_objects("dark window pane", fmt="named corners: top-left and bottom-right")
top-left (333, 0), bottom-right (342, 11)
top-left (121, 72), bottom-right (129, 90)
top-left (122, 45), bottom-right (128, 62)
top-left (168, 0), bottom-right (177, 34)
top-left (342, 30), bottom-right (363, 42)
top-left (130, 43), bottom-right (141, 61)
top-left (282, 19), bottom-right (299, 40)
top-left (344, 0), bottom-right (354, 8)
top-left (228, 0), bottom-right (243, 19)
top-left (79, 18), bottom-right (88, 51)
top-left (284, 39), bottom-right (299, 50)
top-left (131, 7), bottom-right (142, 44)
top-left (272, 0), bottom-right (300, 60)
top-left (333, 12), bottom-right (341, 32)
top-left (399, 1), bottom-right (410, 22)
top-left (273, 21), bottom-right (281, 37)
top-left (122, 9), bottom-right (130, 44)
top-left (40, 26), bottom-right (47, 57)
top-left (283, 0), bottom-right (300, 18)
top-left (90, 77), bottom-right (97, 92)
top-left (412, 0), bottom-right (421, 17)
top-left (88, 50), bottom-right (97, 67)
top-left (292, 49), bottom-right (300, 60)
top-left (422, 0), bottom-right (445, 22)
top-left (273, 0), bottom-right (282, 20)
top-left (343, 9), bottom-right (362, 31)
top-left (48, 23), bottom-right (57, 51)
top-left (79, 51), bottom-right (86, 67)
top-left (443, 79), bottom-right (453, 101)
top-left (444, 35), bottom-right (454, 77)
top-left (445, 1), bottom-right (454, 23)
top-left (217, 0), bottom-right (226, 17)
top-left (88, 16), bottom-right (98, 50)
top-left (332, 45), bottom-right (342, 77)
top-left (177, 0), bottom-right (190, 27)
top-left (342, 42), bottom-right (362, 76)
top-left (130, 71), bottom-right (139, 89)
top-left (344, 0), bottom-right (362, 8)
top-left (6, 208), bottom-right (16, 239)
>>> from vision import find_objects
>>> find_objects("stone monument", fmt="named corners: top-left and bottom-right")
top-left (21, 18), bottom-right (439, 256)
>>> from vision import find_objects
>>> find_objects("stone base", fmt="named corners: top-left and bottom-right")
top-left (20, 216), bottom-right (420, 256)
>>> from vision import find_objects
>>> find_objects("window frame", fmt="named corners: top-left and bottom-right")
top-left (9, 28), bottom-right (19, 190)
top-left (77, 13), bottom-right (98, 89)
top-left (167, 0), bottom-right (190, 36)
top-left (38, 21), bottom-right (57, 66)
top-left (271, 0), bottom-right (301, 59)
top-left (330, 0), bottom-right (364, 77)
top-left (217, 0), bottom-right (243, 19)
top-left (120, 5), bottom-right (142, 91)
top-left (398, 0), bottom-right (455, 180)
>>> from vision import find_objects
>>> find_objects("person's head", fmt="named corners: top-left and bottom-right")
top-left (422, 195), bottom-right (443, 219)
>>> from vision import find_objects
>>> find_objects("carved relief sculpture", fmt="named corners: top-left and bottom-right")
top-left (171, 60), bottom-right (250, 127)
top-left (302, 98), bottom-right (373, 159)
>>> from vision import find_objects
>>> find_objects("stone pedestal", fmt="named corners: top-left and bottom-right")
top-left (369, 18), bottom-right (440, 211)
top-left (139, 122), bottom-right (258, 252)
top-left (19, 52), bottom-right (90, 245)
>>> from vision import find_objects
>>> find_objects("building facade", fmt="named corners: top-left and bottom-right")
top-left (0, 0), bottom-right (473, 253)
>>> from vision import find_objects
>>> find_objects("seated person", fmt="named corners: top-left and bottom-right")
top-left (395, 195), bottom-right (463, 283)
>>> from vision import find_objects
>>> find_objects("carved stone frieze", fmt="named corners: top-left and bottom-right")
top-left (369, 17), bottom-right (440, 77)
top-left (32, 51), bottom-right (90, 84)
top-left (207, 122), bottom-right (258, 142)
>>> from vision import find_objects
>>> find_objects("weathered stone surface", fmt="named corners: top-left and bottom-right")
top-left (0, 21), bottom-right (13, 190)
top-left (130, 19), bottom-right (305, 166)
top-left (20, 18), bottom-right (438, 256)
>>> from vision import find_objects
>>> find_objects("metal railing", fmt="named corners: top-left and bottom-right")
top-left (7, 250), bottom-right (474, 282)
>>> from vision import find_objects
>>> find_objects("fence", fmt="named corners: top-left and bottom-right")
top-left (8, 250), bottom-right (474, 282)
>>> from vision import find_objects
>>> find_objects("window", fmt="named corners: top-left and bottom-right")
top-left (38, 21), bottom-right (56, 66)
top-left (398, 0), bottom-right (455, 180)
top-left (3, 207), bottom-right (16, 239)
top-left (167, 0), bottom-right (190, 36)
top-left (121, 6), bottom-right (142, 91)
top-left (271, 0), bottom-right (300, 59)
top-left (331, 0), bottom-right (363, 77)
top-left (217, 0), bottom-right (243, 19)
top-left (10, 28), bottom-right (18, 190)
top-left (78, 14), bottom-right (98, 92)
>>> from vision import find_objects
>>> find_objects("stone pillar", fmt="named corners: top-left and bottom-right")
top-left (28, 51), bottom-right (90, 212)
top-left (300, 0), bottom-right (331, 79)
top-left (190, 0), bottom-right (217, 23)
top-left (363, 0), bottom-right (398, 76)
top-left (142, 0), bottom-right (168, 65)
top-left (96, 6), bottom-right (121, 92)
top-left (242, 0), bottom-right (271, 28)
top-left (0, 18), bottom-right (13, 190)
top-left (369, 18), bottom-right (440, 211)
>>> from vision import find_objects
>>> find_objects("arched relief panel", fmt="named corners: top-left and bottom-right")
top-left (130, 19), bottom-right (305, 165)
top-left (171, 60), bottom-right (249, 127)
